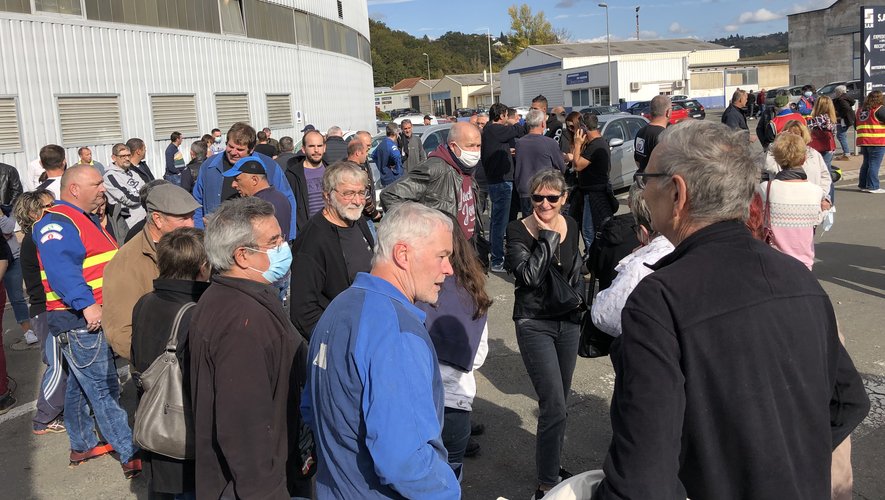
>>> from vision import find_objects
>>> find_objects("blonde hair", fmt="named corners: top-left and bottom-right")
top-left (781, 120), bottom-right (811, 144)
top-left (771, 133), bottom-right (807, 169)
top-left (811, 95), bottom-right (836, 123)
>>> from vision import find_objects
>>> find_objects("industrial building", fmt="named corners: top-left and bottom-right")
top-left (787, 0), bottom-right (861, 89)
top-left (0, 0), bottom-right (375, 181)
top-left (500, 39), bottom-right (788, 110)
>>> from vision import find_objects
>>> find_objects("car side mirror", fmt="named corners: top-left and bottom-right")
top-left (609, 138), bottom-right (624, 148)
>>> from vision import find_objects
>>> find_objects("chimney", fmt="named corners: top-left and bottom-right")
top-left (483, 70), bottom-right (488, 82)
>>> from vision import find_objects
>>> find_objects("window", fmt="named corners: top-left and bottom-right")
top-left (84, 0), bottom-right (221, 33)
top-left (36, 0), bottom-right (81, 15)
top-left (294, 10), bottom-right (310, 45)
top-left (336, 0), bottom-right (342, 19)
top-left (215, 94), bottom-right (250, 130)
top-left (245, 0), bottom-right (295, 44)
top-left (625, 118), bottom-right (645, 139)
top-left (358, 34), bottom-right (371, 64)
top-left (266, 94), bottom-right (292, 127)
top-left (309, 13), bottom-right (326, 49)
top-left (0, 0), bottom-right (30, 13)
top-left (151, 95), bottom-right (199, 139)
top-left (0, 98), bottom-right (22, 152)
top-left (219, 0), bottom-right (245, 35)
top-left (344, 28), bottom-right (359, 58)
top-left (571, 89), bottom-right (590, 107)
top-left (602, 120), bottom-right (627, 142)
top-left (57, 95), bottom-right (123, 146)
top-left (725, 68), bottom-right (758, 86)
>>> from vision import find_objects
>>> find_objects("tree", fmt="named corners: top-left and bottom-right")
top-left (498, 4), bottom-right (565, 61)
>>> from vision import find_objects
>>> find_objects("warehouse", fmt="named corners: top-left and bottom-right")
top-left (0, 0), bottom-right (375, 181)
top-left (787, 0), bottom-right (861, 88)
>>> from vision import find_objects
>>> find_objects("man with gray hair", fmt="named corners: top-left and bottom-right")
top-left (189, 197), bottom-right (309, 499)
top-left (594, 120), bottom-right (869, 499)
top-left (323, 125), bottom-right (348, 165)
top-left (373, 122), bottom-right (403, 186)
top-left (514, 108), bottom-right (567, 215)
top-left (302, 201), bottom-right (459, 499)
top-left (290, 161), bottom-right (374, 339)
top-left (721, 89), bottom-right (753, 142)
top-left (399, 118), bottom-right (427, 172)
top-left (634, 94), bottom-right (671, 172)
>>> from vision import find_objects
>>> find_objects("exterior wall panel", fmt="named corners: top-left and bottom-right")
top-left (0, 6), bottom-right (373, 179)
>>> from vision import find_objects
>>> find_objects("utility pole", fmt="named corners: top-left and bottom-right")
top-left (635, 6), bottom-right (640, 40)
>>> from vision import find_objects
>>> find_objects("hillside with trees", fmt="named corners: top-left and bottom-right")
top-left (708, 33), bottom-right (788, 59)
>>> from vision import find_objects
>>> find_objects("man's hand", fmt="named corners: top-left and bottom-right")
top-left (821, 199), bottom-right (832, 211)
top-left (83, 303), bottom-right (103, 332)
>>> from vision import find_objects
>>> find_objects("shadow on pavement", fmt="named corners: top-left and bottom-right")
top-left (815, 242), bottom-right (885, 300)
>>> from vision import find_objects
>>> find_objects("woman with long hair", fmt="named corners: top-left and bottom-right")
top-left (855, 90), bottom-right (885, 193)
top-left (505, 170), bottom-right (583, 499)
top-left (808, 95), bottom-right (838, 201)
top-left (417, 218), bottom-right (492, 481)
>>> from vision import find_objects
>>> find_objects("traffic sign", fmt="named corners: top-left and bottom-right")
top-left (861, 6), bottom-right (885, 94)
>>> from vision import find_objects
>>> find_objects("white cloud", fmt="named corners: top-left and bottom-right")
top-left (554, 14), bottom-right (570, 19)
top-left (669, 22), bottom-right (690, 34)
top-left (737, 8), bottom-right (782, 23)
top-left (637, 30), bottom-right (660, 39)
top-left (724, 24), bottom-right (739, 32)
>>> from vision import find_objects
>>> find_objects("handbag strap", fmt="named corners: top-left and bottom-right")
top-left (165, 302), bottom-right (197, 352)
top-left (763, 181), bottom-right (773, 229)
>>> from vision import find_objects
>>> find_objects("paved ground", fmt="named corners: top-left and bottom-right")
top-left (1, 117), bottom-right (883, 499)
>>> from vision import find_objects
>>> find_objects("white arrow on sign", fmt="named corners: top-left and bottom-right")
top-left (866, 35), bottom-right (871, 52)
top-left (867, 59), bottom-right (872, 77)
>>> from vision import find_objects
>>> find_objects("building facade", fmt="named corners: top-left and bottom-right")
top-left (0, 0), bottom-right (375, 181)
top-left (788, 0), bottom-right (862, 90)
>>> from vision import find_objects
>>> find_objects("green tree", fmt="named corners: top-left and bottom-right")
top-left (498, 3), bottom-right (565, 61)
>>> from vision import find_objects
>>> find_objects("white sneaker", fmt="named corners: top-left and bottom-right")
top-left (24, 330), bottom-right (38, 345)
top-left (867, 188), bottom-right (885, 194)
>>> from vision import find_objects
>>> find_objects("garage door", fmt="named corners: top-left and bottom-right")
top-left (521, 71), bottom-right (563, 107)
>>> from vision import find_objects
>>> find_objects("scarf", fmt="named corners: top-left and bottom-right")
top-left (775, 168), bottom-right (808, 181)
top-left (428, 145), bottom-right (476, 238)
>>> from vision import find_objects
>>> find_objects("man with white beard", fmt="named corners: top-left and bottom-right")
top-left (289, 162), bottom-right (376, 340)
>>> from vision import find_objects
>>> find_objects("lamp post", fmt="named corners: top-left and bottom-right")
top-left (485, 28), bottom-right (494, 107)
top-left (635, 6), bottom-right (640, 40)
top-left (422, 52), bottom-right (431, 114)
top-left (598, 3), bottom-right (612, 106)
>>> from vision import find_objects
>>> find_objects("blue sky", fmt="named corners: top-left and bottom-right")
top-left (367, 0), bottom-right (833, 43)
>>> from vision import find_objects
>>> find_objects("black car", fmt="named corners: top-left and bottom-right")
top-left (626, 101), bottom-right (650, 115)
top-left (672, 99), bottom-right (706, 120)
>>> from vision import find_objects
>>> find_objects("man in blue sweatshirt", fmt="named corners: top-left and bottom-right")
top-left (373, 122), bottom-right (403, 186)
top-left (302, 202), bottom-right (460, 499)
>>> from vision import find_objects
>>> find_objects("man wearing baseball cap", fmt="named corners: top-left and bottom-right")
top-left (223, 156), bottom-right (292, 242)
top-left (102, 183), bottom-right (200, 360)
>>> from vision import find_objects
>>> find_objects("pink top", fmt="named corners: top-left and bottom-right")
top-left (760, 180), bottom-right (823, 270)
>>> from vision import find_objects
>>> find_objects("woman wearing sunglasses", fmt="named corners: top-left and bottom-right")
top-left (504, 170), bottom-right (583, 499)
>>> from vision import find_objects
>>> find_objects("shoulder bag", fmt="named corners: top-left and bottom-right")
top-left (133, 302), bottom-right (197, 460)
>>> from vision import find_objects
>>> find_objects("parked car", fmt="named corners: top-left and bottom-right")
top-left (669, 94), bottom-right (689, 101)
top-left (387, 108), bottom-right (420, 119)
top-left (642, 102), bottom-right (690, 125)
top-left (818, 79), bottom-right (862, 102)
top-left (765, 85), bottom-right (810, 107)
top-left (579, 105), bottom-right (623, 115)
top-left (456, 108), bottom-right (478, 117)
top-left (367, 122), bottom-right (453, 187)
top-left (595, 114), bottom-right (650, 190)
top-left (626, 101), bottom-right (650, 115)
top-left (672, 99), bottom-right (706, 120)
top-left (392, 114), bottom-right (439, 125)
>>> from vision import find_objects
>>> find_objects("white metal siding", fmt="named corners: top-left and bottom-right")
top-left (0, 10), bottom-right (374, 179)
top-left (521, 71), bottom-right (564, 107)
top-left (57, 95), bottom-right (123, 146)
top-left (266, 94), bottom-right (292, 127)
top-left (215, 94), bottom-right (251, 129)
top-left (151, 94), bottom-right (199, 139)
top-left (0, 97), bottom-right (22, 152)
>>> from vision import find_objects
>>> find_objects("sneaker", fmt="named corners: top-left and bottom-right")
top-left (69, 442), bottom-right (114, 467)
top-left (0, 391), bottom-right (16, 415)
top-left (490, 264), bottom-right (506, 273)
top-left (33, 417), bottom-right (66, 435)
top-left (558, 467), bottom-right (574, 481)
top-left (24, 329), bottom-right (38, 344)
top-left (464, 437), bottom-right (481, 458)
top-left (470, 422), bottom-right (485, 436)
top-left (121, 458), bottom-right (142, 479)
top-left (867, 188), bottom-right (885, 194)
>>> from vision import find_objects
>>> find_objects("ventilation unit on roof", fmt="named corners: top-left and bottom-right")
top-left (337, 0), bottom-right (343, 19)
top-left (674, 80), bottom-right (685, 89)
top-left (630, 82), bottom-right (641, 91)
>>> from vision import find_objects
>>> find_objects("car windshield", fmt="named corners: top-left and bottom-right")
top-left (819, 83), bottom-right (841, 94)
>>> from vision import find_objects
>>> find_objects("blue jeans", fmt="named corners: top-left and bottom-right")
top-left (515, 318), bottom-right (581, 486)
top-left (859, 146), bottom-right (885, 190)
top-left (60, 327), bottom-right (137, 462)
top-left (820, 151), bottom-right (835, 202)
top-left (3, 258), bottom-right (29, 324)
top-left (581, 194), bottom-right (595, 253)
top-left (836, 124), bottom-right (851, 156)
top-left (488, 181), bottom-right (513, 267)
top-left (33, 314), bottom-right (66, 428)
top-left (442, 407), bottom-right (470, 481)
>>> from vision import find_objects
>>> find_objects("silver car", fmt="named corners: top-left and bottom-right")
top-left (596, 114), bottom-right (649, 190)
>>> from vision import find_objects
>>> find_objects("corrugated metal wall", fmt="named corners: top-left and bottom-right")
top-left (0, 8), bottom-right (374, 181)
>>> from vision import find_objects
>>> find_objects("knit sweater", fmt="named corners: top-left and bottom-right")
top-left (760, 179), bottom-right (823, 270)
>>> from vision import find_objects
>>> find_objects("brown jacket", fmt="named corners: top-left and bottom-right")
top-left (102, 224), bottom-right (158, 359)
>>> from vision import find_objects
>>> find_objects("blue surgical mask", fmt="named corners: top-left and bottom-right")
top-left (247, 242), bottom-right (292, 283)
top-left (804, 91), bottom-right (813, 98)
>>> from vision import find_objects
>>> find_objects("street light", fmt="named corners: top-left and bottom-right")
top-left (477, 27), bottom-right (495, 108)
top-left (598, 2), bottom-right (612, 106)
top-left (422, 52), bottom-right (431, 114)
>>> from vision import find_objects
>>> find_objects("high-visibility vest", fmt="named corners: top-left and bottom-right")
top-left (771, 112), bottom-right (804, 134)
top-left (39, 203), bottom-right (118, 311)
top-left (856, 106), bottom-right (885, 146)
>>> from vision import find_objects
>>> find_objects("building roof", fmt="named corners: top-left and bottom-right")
top-left (391, 77), bottom-right (424, 90)
top-left (412, 79), bottom-right (440, 90)
top-left (445, 73), bottom-right (500, 86)
top-left (530, 39), bottom-right (732, 59)
top-left (468, 81), bottom-right (501, 97)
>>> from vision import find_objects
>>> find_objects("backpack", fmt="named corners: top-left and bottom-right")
top-left (132, 302), bottom-right (197, 460)
top-left (756, 106), bottom-right (777, 148)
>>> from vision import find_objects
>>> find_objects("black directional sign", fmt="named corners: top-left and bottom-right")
top-left (861, 6), bottom-right (885, 95)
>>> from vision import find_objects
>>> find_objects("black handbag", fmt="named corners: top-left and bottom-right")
top-left (545, 262), bottom-right (586, 317)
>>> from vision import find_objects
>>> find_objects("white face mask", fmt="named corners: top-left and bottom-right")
top-left (454, 143), bottom-right (480, 167)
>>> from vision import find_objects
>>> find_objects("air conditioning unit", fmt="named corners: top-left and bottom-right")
top-left (674, 80), bottom-right (685, 89)
top-left (630, 82), bottom-right (641, 91)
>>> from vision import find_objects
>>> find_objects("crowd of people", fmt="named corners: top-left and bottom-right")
top-left (0, 88), bottom-right (874, 500)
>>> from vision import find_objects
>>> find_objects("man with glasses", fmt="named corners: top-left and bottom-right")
top-left (104, 143), bottom-right (146, 229)
top-left (290, 162), bottom-right (374, 340)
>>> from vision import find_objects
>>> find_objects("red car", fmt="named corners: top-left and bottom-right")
top-left (643, 102), bottom-right (690, 124)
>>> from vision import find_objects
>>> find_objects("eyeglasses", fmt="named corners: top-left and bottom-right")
top-left (633, 171), bottom-right (669, 189)
top-left (531, 193), bottom-right (564, 204)
top-left (115, 153), bottom-right (131, 158)
top-left (333, 189), bottom-right (368, 201)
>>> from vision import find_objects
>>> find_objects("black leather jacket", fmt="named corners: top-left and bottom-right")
top-left (505, 217), bottom-right (583, 323)
top-left (0, 163), bottom-right (23, 209)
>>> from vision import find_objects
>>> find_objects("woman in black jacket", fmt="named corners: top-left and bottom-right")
top-left (504, 170), bottom-right (583, 499)
top-left (131, 227), bottom-right (210, 500)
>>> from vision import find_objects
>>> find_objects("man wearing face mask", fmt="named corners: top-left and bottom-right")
top-left (798, 84), bottom-right (816, 119)
top-left (380, 122), bottom-right (482, 240)
top-left (289, 162), bottom-right (374, 340)
top-left (209, 128), bottom-right (225, 156)
top-left (190, 196), bottom-right (310, 500)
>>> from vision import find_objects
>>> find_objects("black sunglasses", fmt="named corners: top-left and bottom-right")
top-left (633, 171), bottom-right (669, 189)
top-left (531, 193), bottom-right (564, 204)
